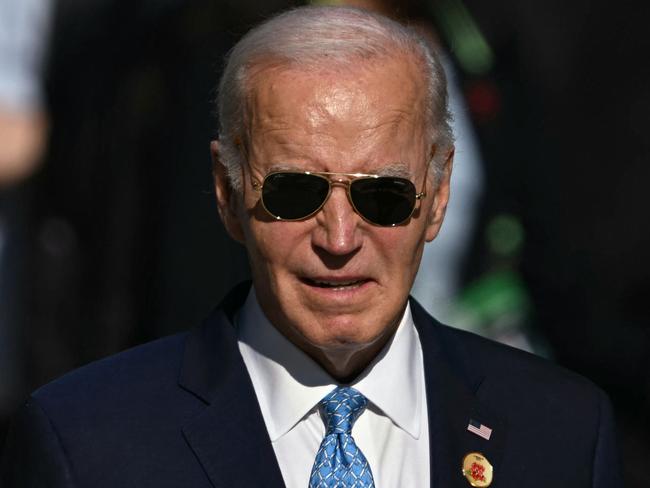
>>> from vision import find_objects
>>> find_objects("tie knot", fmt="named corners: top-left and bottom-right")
top-left (320, 386), bottom-right (368, 435)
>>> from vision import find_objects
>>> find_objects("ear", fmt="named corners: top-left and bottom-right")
top-left (424, 146), bottom-right (454, 242)
top-left (211, 140), bottom-right (245, 243)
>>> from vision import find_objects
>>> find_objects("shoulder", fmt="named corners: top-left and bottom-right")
top-left (29, 283), bottom-right (250, 410)
top-left (23, 330), bottom-right (207, 455)
top-left (411, 299), bottom-right (610, 431)
top-left (412, 298), bottom-right (599, 395)
top-left (32, 332), bottom-right (189, 411)
top-left (439, 320), bottom-right (600, 399)
top-left (2, 331), bottom-right (212, 486)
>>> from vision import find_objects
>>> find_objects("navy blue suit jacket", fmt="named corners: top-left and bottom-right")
top-left (1, 283), bottom-right (623, 487)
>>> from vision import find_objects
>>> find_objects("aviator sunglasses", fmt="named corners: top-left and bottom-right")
top-left (250, 163), bottom-right (430, 227)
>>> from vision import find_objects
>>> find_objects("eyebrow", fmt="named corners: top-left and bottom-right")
top-left (267, 163), bottom-right (304, 172)
top-left (374, 163), bottom-right (411, 178)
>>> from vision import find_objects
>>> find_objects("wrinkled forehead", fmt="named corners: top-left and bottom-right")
top-left (241, 55), bottom-right (430, 160)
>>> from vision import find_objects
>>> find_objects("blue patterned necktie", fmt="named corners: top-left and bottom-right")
top-left (309, 387), bottom-right (375, 488)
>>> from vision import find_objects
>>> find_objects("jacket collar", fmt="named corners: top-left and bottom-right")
top-left (410, 298), bottom-right (507, 487)
top-left (179, 282), bottom-right (286, 488)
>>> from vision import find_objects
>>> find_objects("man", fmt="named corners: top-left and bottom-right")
top-left (1, 6), bottom-right (623, 488)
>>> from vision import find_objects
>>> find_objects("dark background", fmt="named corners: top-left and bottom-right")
top-left (0, 0), bottom-right (647, 486)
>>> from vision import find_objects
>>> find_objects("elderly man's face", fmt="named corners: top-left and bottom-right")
top-left (215, 55), bottom-right (451, 375)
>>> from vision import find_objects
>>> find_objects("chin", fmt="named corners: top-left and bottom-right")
top-left (314, 327), bottom-right (387, 353)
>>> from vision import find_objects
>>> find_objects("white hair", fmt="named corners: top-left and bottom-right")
top-left (216, 5), bottom-right (453, 192)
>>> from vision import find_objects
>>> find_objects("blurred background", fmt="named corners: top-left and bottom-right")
top-left (0, 0), bottom-right (647, 485)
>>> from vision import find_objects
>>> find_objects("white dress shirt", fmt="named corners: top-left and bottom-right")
top-left (237, 288), bottom-right (430, 488)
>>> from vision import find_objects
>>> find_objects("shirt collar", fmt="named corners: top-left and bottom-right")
top-left (236, 288), bottom-right (423, 441)
top-left (353, 303), bottom-right (423, 439)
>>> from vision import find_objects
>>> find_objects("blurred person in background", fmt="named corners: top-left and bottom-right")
top-left (0, 0), bottom-right (53, 420)
top-left (0, 0), bottom-right (50, 186)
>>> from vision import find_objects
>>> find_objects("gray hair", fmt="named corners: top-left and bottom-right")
top-left (216, 5), bottom-right (453, 192)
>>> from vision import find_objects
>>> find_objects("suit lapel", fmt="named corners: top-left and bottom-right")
top-left (179, 284), bottom-right (285, 488)
top-left (411, 299), bottom-right (507, 487)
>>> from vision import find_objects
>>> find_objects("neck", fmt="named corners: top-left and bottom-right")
top-left (303, 326), bottom-right (398, 383)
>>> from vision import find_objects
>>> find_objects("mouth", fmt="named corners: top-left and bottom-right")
top-left (301, 277), bottom-right (371, 291)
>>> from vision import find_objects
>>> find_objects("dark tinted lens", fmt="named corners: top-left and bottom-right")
top-left (262, 173), bottom-right (330, 220)
top-left (350, 177), bottom-right (416, 225)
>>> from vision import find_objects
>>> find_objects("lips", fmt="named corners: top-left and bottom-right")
top-left (301, 277), bottom-right (371, 290)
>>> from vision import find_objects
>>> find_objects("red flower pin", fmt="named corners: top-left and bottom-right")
top-left (470, 462), bottom-right (486, 482)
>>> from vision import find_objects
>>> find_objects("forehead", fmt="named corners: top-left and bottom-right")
top-left (244, 56), bottom-right (429, 172)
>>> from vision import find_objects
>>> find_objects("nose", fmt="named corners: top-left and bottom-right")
top-left (311, 185), bottom-right (363, 256)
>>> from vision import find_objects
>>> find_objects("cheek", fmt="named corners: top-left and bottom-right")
top-left (377, 225), bottom-right (427, 263)
top-left (243, 220), bottom-right (305, 275)
top-left (386, 226), bottom-right (429, 288)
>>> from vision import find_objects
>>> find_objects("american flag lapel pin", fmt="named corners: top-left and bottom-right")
top-left (467, 419), bottom-right (492, 440)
